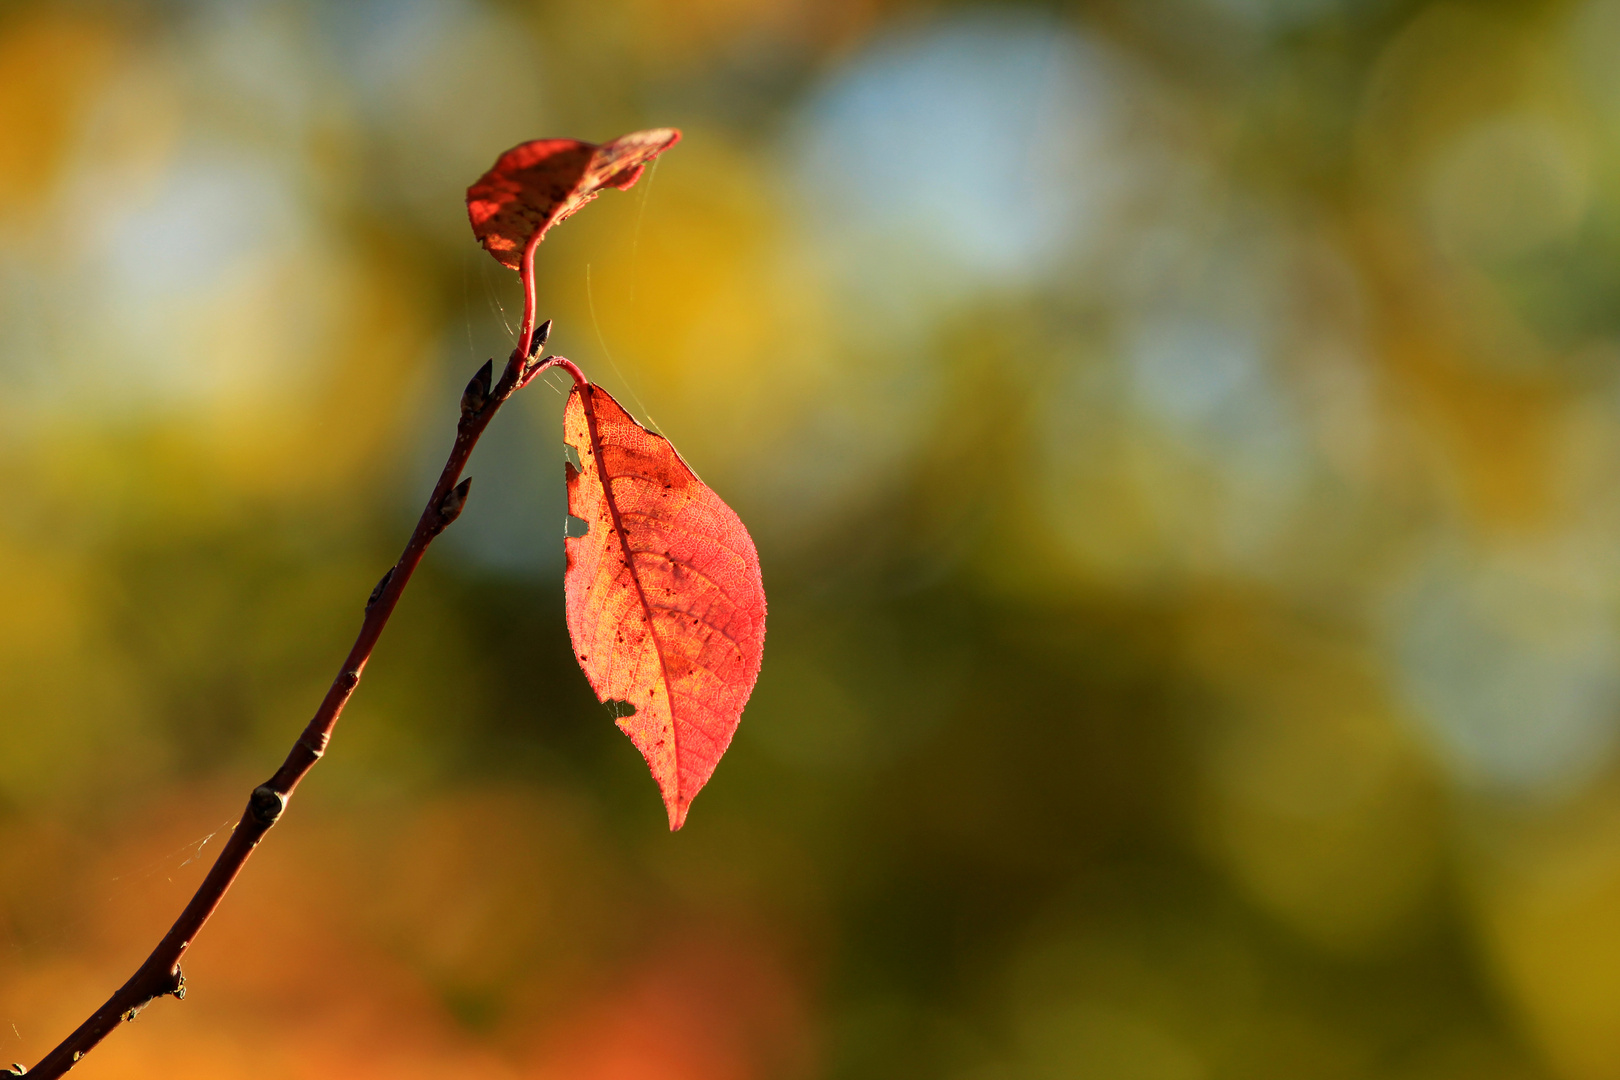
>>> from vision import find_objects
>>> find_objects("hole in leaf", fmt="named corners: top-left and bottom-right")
top-left (563, 443), bottom-right (583, 471)
top-left (604, 698), bottom-right (637, 719)
top-left (564, 514), bottom-right (590, 538)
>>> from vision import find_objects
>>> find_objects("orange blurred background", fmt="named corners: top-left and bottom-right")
top-left (7, 0), bottom-right (1620, 1076)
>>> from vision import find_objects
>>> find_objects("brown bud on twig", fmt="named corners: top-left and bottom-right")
top-left (519, 319), bottom-right (556, 387)
top-left (437, 477), bottom-right (472, 528)
top-left (249, 786), bottom-right (285, 826)
top-left (365, 567), bottom-right (395, 611)
top-left (462, 360), bottom-right (493, 418)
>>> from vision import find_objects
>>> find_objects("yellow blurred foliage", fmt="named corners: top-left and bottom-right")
top-left (0, 11), bottom-right (120, 218)
top-left (6, 0), bottom-right (1620, 1076)
top-left (1471, 790), bottom-right (1620, 1080)
top-left (537, 132), bottom-right (833, 477)
top-left (1187, 596), bottom-right (1444, 956)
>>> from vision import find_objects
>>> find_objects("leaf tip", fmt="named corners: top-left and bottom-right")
top-left (666, 795), bottom-right (689, 831)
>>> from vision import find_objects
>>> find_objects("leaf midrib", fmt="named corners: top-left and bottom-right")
top-left (578, 386), bottom-right (684, 810)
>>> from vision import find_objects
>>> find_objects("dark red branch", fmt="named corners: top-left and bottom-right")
top-left (20, 343), bottom-right (547, 1079)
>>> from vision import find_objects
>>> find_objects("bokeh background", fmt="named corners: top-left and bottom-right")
top-left (9, 0), bottom-right (1620, 1076)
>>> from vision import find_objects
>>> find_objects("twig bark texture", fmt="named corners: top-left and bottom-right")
top-left (20, 331), bottom-right (558, 1079)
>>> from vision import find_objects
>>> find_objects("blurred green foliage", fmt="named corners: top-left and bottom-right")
top-left (7, 0), bottom-right (1620, 1077)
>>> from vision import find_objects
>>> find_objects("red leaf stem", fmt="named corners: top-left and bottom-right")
top-left (466, 129), bottom-right (681, 356)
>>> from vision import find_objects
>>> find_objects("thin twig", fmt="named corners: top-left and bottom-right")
top-left (20, 341), bottom-right (548, 1079)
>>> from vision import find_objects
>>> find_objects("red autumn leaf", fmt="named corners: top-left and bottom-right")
top-left (563, 382), bottom-right (766, 830)
top-left (466, 128), bottom-right (681, 271)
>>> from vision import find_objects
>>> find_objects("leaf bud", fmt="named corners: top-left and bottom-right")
top-left (366, 566), bottom-right (395, 611)
top-left (438, 477), bottom-right (472, 525)
top-left (249, 785), bottom-right (285, 826)
top-left (462, 360), bottom-right (493, 417)
top-left (529, 318), bottom-right (552, 358)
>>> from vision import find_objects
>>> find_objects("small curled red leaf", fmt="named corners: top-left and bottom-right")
top-left (563, 382), bottom-right (766, 830)
top-left (467, 128), bottom-right (681, 270)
